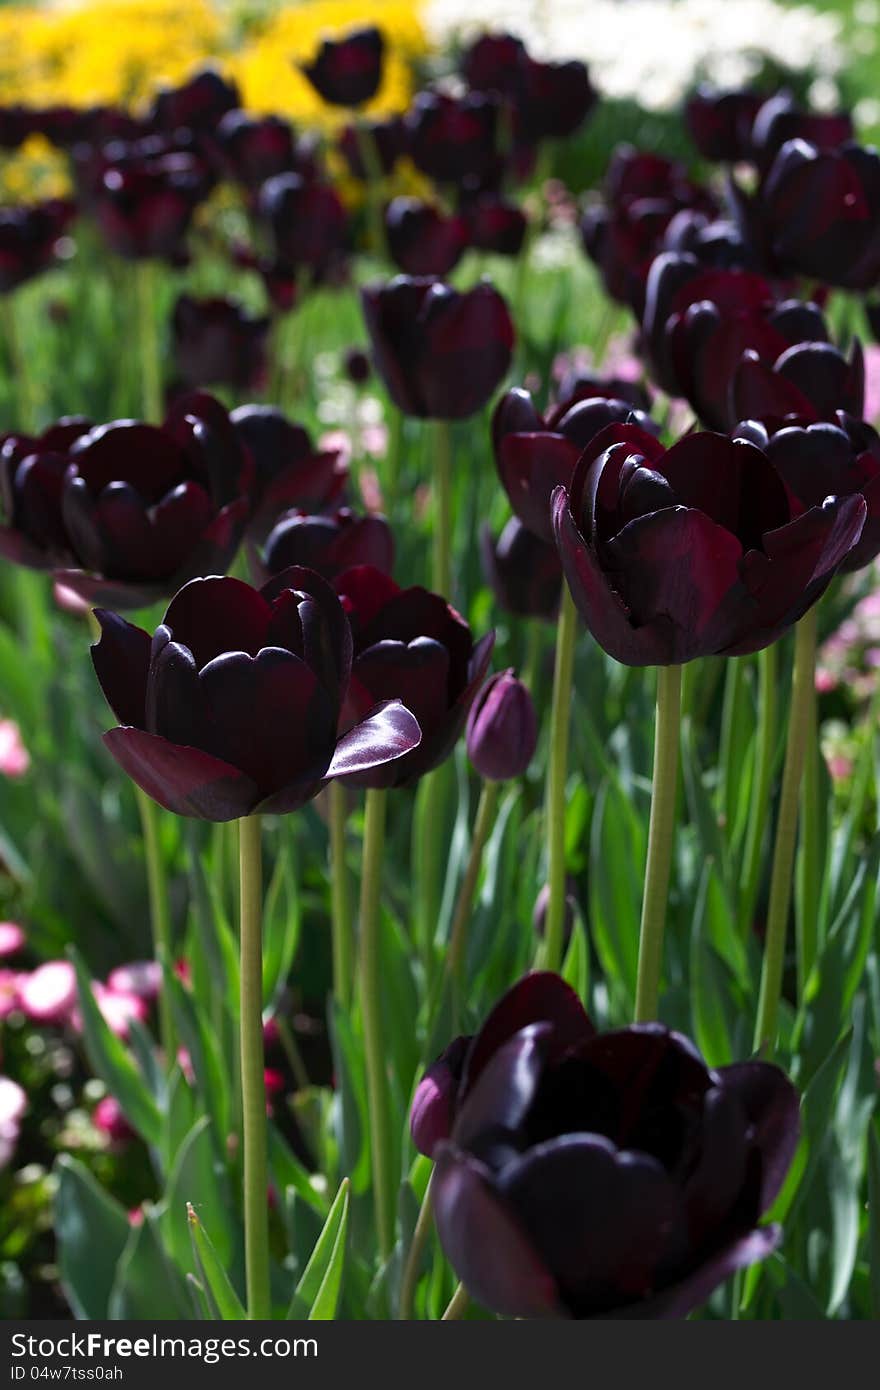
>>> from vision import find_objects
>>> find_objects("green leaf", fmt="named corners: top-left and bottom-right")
top-left (287, 1179), bottom-right (350, 1320)
top-left (69, 947), bottom-right (161, 1145)
top-left (54, 1156), bottom-right (131, 1320)
top-left (560, 914), bottom-right (589, 1003)
top-left (162, 954), bottom-right (230, 1143)
top-left (868, 1124), bottom-right (880, 1320)
top-left (160, 1116), bottom-right (236, 1279)
top-left (188, 1204), bottom-right (247, 1320)
top-left (262, 835), bottom-right (302, 1009)
top-left (589, 777), bottom-right (644, 1012)
top-left (109, 1210), bottom-right (191, 1319)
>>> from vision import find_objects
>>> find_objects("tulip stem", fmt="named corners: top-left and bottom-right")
top-left (359, 787), bottom-right (395, 1261)
top-left (739, 643), bottom-right (779, 939)
top-left (441, 1282), bottom-right (469, 1321)
top-left (134, 787), bottom-right (174, 1061)
top-left (355, 121), bottom-right (388, 262)
top-left (398, 1170), bottom-right (434, 1320)
top-left (135, 259), bottom-right (163, 422)
top-left (542, 586), bottom-right (578, 974)
top-left (796, 679), bottom-right (821, 1003)
top-left (431, 418), bottom-right (453, 598)
top-left (238, 813), bottom-right (271, 1319)
top-left (634, 663), bottom-right (683, 1022)
top-left (328, 781), bottom-right (354, 1009)
top-left (1, 294), bottom-right (37, 431)
top-left (447, 781), bottom-right (500, 991)
top-left (754, 608), bottom-right (818, 1052)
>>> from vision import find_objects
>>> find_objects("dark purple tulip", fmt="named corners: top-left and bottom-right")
top-left (91, 568), bottom-right (421, 821)
top-left (385, 198), bottom-right (469, 277)
top-left (642, 254), bottom-right (844, 430)
top-left (258, 173), bottom-right (347, 272)
top-left (555, 369), bottom-right (651, 414)
top-left (344, 347), bottom-right (371, 384)
top-left (0, 418), bottom-right (92, 569)
top-left (515, 57), bottom-right (596, 143)
top-left (301, 26), bottom-right (385, 108)
top-left (406, 91), bottom-right (501, 188)
top-left (410, 1035), bottom-right (470, 1159)
top-left (660, 208), bottom-right (760, 273)
top-left (258, 507), bottom-right (394, 584)
top-left (0, 199), bottom-right (75, 294)
top-left (532, 879), bottom-right (578, 947)
top-left (492, 385), bottom-right (656, 544)
top-left (731, 338), bottom-right (864, 424)
top-left (361, 276), bottom-right (514, 420)
top-left (461, 32), bottom-right (527, 100)
top-left (334, 564), bottom-right (494, 787)
top-left (755, 139), bottom-right (880, 290)
top-left (91, 150), bottom-right (209, 261)
top-left (736, 413), bottom-right (880, 573)
top-left (48, 393), bottom-right (251, 609)
top-left (171, 294), bottom-right (270, 394)
top-left (425, 971), bottom-right (799, 1319)
top-left (480, 517), bottom-right (562, 622)
top-left (751, 93), bottom-right (854, 173)
top-left (0, 105), bottom-right (29, 149)
top-left (581, 146), bottom-right (718, 313)
top-left (230, 405), bottom-right (347, 540)
top-left (462, 194), bottom-right (527, 256)
top-left (338, 115), bottom-right (408, 179)
top-left (212, 111), bottom-right (306, 190)
top-left (466, 669), bottom-right (536, 780)
top-left (552, 421), bottom-right (866, 665)
top-left (683, 85), bottom-right (764, 162)
top-left (150, 68), bottom-right (240, 135)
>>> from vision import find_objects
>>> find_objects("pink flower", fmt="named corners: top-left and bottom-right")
top-left (53, 582), bottom-right (91, 617)
top-left (107, 960), bottom-right (160, 1003)
top-left (0, 1075), bottom-right (26, 1169)
top-left (0, 970), bottom-right (20, 1019)
top-left (815, 668), bottom-right (838, 693)
top-left (93, 1095), bottom-right (135, 1145)
top-left (17, 960), bottom-right (77, 1025)
top-left (0, 922), bottom-right (24, 958)
top-left (72, 984), bottom-right (148, 1040)
top-left (319, 429), bottom-right (352, 468)
top-left (828, 754), bottom-right (854, 782)
top-left (863, 344), bottom-right (880, 424)
top-left (0, 719), bottom-right (29, 778)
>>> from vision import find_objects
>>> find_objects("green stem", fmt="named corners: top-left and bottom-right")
top-left (415, 763), bottom-right (449, 983)
top-left (634, 663), bottom-right (683, 1022)
top-left (718, 656), bottom-right (746, 833)
top-left (135, 260), bottom-right (162, 422)
top-left (239, 814), bottom-right (270, 1320)
top-left (441, 1283), bottom-right (469, 1321)
top-left (328, 781), bottom-right (354, 1009)
top-left (447, 781), bottom-right (500, 987)
top-left (355, 121), bottom-right (388, 261)
top-left (796, 674), bottom-right (820, 1002)
top-left (431, 418), bottom-right (453, 598)
top-left (134, 786), bottom-right (174, 1060)
top-left (398, 1170), bottom-right (434, 1320)
top-left (1, 294), bottom-right (37, 430)
top-left (542, 586), bottom-right (578, 973)
top-left (753, 609), bottom-right (818, 1052)
top-left (739, 643), bottom-right (779, 938)
top-left (359, 788), bottom-right (394, 1261)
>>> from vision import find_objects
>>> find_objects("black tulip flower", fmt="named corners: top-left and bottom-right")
top-left (515, 57), bottom-right (596, 143)
top-left (581, 146), bottom-right (717, 314)
top-left (736, 414), bottom-right (880, 574)
top-left (230, 405), bottom-right (347, 541)
top-left (150, 68), bottom-right (240, 135)
top-left (212, 111), bottom-right (307, 190)
top-left (301, 26), bottom-right (385, 109)
top-left (750, 93), bottom-right (854, 173)
top-left (660, 207), bottom-right (759, 272)
top-left (731, 338), bottom-right (864, 424)
top-left (461, 32), bottom-right (527, 99)
top-left (344, 347), bottom-right (371, 384)
top-left (334, 564), bottom-right (494, 787)
top-left (0, 199), bottom-right (75, 294)
top-left (406, 91), bottom-right (501, 188)
top-left (338, 115), bottom-right (408, 179)
top-left (171, 294), bottom-right (270, 394)
top-left (91, 567), bottom-right (421, 821)
top-left (48, 392), bottom-right (251, 608)
top-left (385, 198), bottom-right (469, 277)
top-left (555, 369), bottom-right (652, 414)
top-left (492, 385), bottom-right (656, 544)
top-left (683, 85), bottom-right (764, 162)
top-left (258, 173), bottom-right (348, 273)
top-left (0, 105), bottom-right (29, 149)
top-left (361, 276), bottom-right (514, 420)
top-left (752, 140), bottom-right (880, 290)
top-left (466, 669), bottom-right (537, 780)
top-left (551, 420), bottom-right (866, 666)
top-left (257, 507), bottom-right (394, 584)
top-left (462, 194), bottom-right (527, 256)
top-left (419, 971), bottom-right (799, 1319)
top-left (480, 517), bottom-right (562, 622)
top-left (0, 417), bottom-right (91, 569)
top-left (91, 149), bottom-right (210, 261)
top-left (642, 254), bottom-right (846, 431)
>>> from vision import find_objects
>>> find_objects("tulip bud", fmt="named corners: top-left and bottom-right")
top-left (409, 1035), bottom-right (469, 1157)
top-left (532, 879), bottom-right (579, 952)
top-left (466, 670), bottom-right (537, 781)
top-left (344, 347), bottom-right (371, 384)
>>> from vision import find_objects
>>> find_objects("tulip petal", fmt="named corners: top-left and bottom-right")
top-left (102, 727), bottom-right (257, 821)
top-left (601, 1225), bottom-right (781, 1320)
top-left (91, 609), bottom-right (151, 728)
top-left (731, 352), bottom-right (815, 422)
top-left (462, 970), bottom-right (594, 1098)
top-left (499, 432), bottom-right (581, 543)
top-left (433, 1144), bottom-right (562, 1318)
top-left (455, 1025), bottom-right (551, 1159)
top-left (162, 574), bottom-right (272, 666)
top-left (717, 1061), bottom-right (801, 1210)
top-left (681, 1085), bottom-right (750, 1244)
top-left (326, 698), bottom-right (422, 778)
